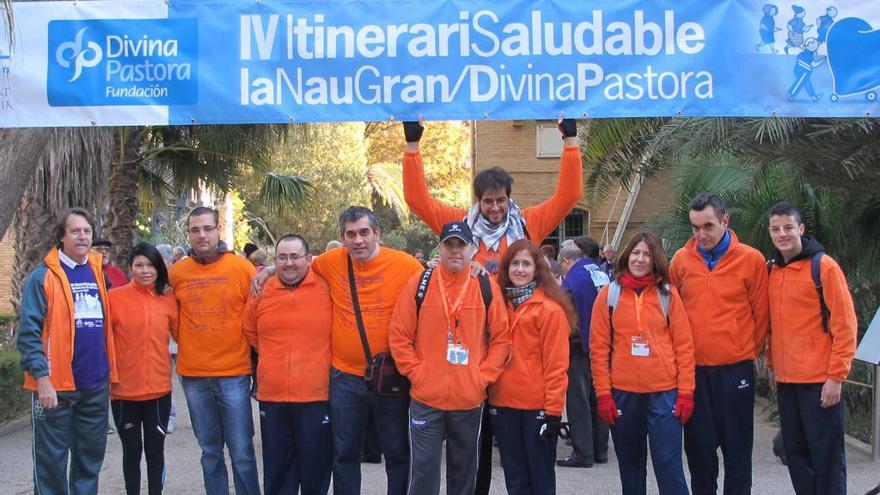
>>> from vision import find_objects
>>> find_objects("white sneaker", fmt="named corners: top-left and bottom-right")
top-left (166, 419), bottom-right (175, 434)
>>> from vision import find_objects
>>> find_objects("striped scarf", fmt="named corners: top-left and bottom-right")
top-left (465, 198), bottom-right (526, 255)
top-left (505, 281), bottom-right (537, 308)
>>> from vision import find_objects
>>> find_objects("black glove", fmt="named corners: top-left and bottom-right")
top-left (539, 415), bottom-right (569, 440)
top-left (403, 121), bottom-right (424, 143)
top-left (558, 118), bottom-right (577, 139)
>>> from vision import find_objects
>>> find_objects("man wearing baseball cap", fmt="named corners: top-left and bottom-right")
top-left (390, 221), bottom-right (511, 495)
top-left (92, 238), bottom-right (129, 289)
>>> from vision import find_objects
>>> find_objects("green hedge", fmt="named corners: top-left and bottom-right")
top-left (0, 349), bottom-right (28, 423)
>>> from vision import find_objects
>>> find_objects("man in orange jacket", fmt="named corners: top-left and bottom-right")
top-left (766, 201), bottom-right (857, 495)
top-left (669, 193), bottom-right (769, 495)
top-left (390, 221), bottom-right (511, 495)
top-left (402, 117), bottom-right (582, 273)
top-left (18, 207), bottom-right (118, 494)
top-left (243, 234), bottom-right (333, 495)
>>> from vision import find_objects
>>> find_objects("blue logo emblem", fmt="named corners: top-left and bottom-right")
top-left (47, 18), bottom-right (199, 106)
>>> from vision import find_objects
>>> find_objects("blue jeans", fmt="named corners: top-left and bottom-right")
top-left (611, 389), bottom-right (688, 495)
top-left (329, 367), bottom-right (410, 495)
top-left (181, 375), bottom-right (260, 495)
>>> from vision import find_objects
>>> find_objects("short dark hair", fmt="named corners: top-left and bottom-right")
top-left (187, 206), bottom-right (219, 226)
top-left (573, 236), bottom-right (600, 260)
top-left (276, 234), bottom-right (310, 254)
top-left (689, 193), bottom-right (727, 219)
top-left (769, 201), bottom-right (803, 224)
top-left (129, 242), bottom-right (170, 295)
top-left (338, 206), bottom-right (379, 236)
top-left (54, 208), bottom-right (95, 248)
top-left (473, 167), bottom-right (513, 200)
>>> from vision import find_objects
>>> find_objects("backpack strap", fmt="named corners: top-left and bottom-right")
top-left (414, 267), bottom-right (435, 315)
top-left (657, 284), bottom-right (671, 324)
top-left (478, 273), bottom-right (492, 311)
top-left (606, 281), bottom-right (621, 315)
top-left (812, 252), bottom-right (830, 333)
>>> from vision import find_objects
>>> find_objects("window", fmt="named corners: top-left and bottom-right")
top-left (542, 208), bottom-right (588, 250)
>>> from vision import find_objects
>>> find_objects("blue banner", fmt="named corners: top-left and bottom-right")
top-left (1, 0), bottom-right (878, 127)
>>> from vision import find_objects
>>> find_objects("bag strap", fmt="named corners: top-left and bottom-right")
top-left (414, 266), bottom-right (435, 315)
top-left (347, 255), bottom-right (373, 362)
top-left (478, 273), bottom-right (492, 310)
top-left (812, 252), bottom-right (830, 333)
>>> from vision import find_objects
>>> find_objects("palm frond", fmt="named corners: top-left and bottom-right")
top-left (364, 161), bottom-right (409, 222)
top-left (258, 173), bottom-right (313, 212)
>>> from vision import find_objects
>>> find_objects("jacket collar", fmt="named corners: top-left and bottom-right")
top-left (685, 228), bottom-right (742, 261)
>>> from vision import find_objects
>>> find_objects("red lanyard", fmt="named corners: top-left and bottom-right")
top-left (437, 269), bottom-right (472, 343)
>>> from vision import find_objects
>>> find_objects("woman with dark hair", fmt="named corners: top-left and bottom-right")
top-left (590, 231), bottom-right (695, 495)
top-left (108, 242), bottom-right (178, 495)
top-left (489, 239), bottom-right (576, 495)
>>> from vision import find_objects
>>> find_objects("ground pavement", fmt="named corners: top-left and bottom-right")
top-left (1, 382), bottom-right (878, 494)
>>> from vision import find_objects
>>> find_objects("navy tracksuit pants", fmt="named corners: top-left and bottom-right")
top-left (259, 400), bottom-right (333, 495)
top-left (777, 383), bottom-right (846, 495)
top-left (684, 360), bottom-right (755, 495)
top-left (611, 389), bottom-right (688, 495)
top-left (489, 406), bottom-right (557, 495)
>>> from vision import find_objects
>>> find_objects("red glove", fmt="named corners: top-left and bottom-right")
top-left (597, 394), bottom-right (619, 426)
top-left (675, 393), bottom-right (695, 425)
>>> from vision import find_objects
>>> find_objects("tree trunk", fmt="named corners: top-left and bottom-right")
top-left (0, 128), bottom-right (51, 239)
top-left (105, 127), bottom-right (146, 262)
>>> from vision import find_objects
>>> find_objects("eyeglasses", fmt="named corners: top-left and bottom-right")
top-left (188, 225), bottom-right (218, 235)
top-left (480, 197), bottom-right (508, 208)
top-left (276, 254), bottom-right (307, 263)
top-left (91, 246), bottom-right (110, 253)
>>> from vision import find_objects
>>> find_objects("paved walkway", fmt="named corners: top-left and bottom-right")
top-left (1, 383), bottom-right (877, 494)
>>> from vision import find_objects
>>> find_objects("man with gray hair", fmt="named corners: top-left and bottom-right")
top-left (556, 236), bottom-right (610, 468)
top-left (598, 244), bottom-right (615, 277)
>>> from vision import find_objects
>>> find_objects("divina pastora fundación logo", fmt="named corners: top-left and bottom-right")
top-left (47, 18), bottom-right (198, 106)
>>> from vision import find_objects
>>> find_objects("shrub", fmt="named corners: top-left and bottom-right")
top-left (0, 349), bottom-right (28, 422)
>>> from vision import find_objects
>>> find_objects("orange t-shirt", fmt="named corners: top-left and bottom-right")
top-left (403, 146), bottom-right (583, 267)
top-left (313, 246), bottom-right (424, 376)
top-left (170, 253), bottom-right (256, 377)
top-left (109, 282), bottom-right (178, 401)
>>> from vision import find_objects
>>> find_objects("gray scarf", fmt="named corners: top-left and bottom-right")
top-left (466, 198), bottom-right (526, 254)
top-left (505, 281), bottom-right (537, 308)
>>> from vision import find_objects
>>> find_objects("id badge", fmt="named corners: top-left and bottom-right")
top-left (631, 334), bottom-right (650, 357)
top-left (447, 343), bottom-right (470, 365)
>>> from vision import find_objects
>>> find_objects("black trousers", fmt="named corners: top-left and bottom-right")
top-left (111, 393), bottom-right (172, 495)
top-left (777, 382), bottom-right (846, 495)
top-left (684, 360), bottom-right (755, 495)
top-left (474, 402), bottom-right (493, 495)
top-left (565, 348), bottom-right (609, 463)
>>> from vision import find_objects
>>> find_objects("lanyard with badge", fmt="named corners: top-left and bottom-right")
top-left (631, 291), bottom-right (651, 357)
top-left (438, 270), bottom-right (472, 365)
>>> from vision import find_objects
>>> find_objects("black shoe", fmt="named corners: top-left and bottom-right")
top-left (556, 457), bottom-right (593, 468)
top-left (361, 453), bottom-right (382, 464)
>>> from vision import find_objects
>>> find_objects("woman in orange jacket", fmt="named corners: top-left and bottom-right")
top-left (489, 239), bottom-right (575, 495)
top-left (590, 232), bottom-right (695, 495)
top-left (108, 243), bottom-right (178, 495)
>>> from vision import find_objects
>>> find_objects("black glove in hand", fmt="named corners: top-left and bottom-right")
top-left (403, 121), bottom-right (424, 143)
top-left (558, 118), bottom-right (577, 139)
top-left (539, 415), bottom-right (567, 440)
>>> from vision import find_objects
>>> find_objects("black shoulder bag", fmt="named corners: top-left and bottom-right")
top-left (348, 255), bottom-right (410, 397)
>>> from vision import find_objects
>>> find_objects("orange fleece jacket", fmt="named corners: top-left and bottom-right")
top-left (109, 283), bottom-right (178, 401)
top-left (669, 231), bottom-right (770, 366)
top-left (242, 269), bottom-right (332, 402)
top-left (403, 146), bottom-right (583, 266)
top-left (312, 246), bottom-right (424, 376)
top-left (590, 284), bottom-right (696, 396)
top-left (169, 253), bottom-right (256, 377)
top-left (389, 265), bottom-right (511, 411)
top-left (767, 255), bottom-right (857, 383)
top-left (488, 289), bottom-right (569, 416)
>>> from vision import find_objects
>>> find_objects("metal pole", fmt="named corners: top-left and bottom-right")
top-left (874, 365), bottom-right (879, 462)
